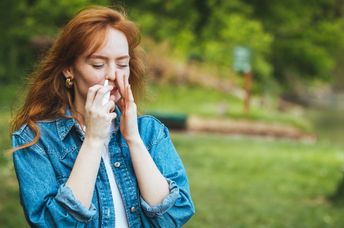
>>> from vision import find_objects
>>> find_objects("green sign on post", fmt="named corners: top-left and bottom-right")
top-left (233, 46), bottom-right (253, 113)
top-left (233, 46), bottom-right (251, 73)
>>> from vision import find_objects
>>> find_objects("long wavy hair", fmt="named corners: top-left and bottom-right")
top-left (10, 6), bottom-right (145, 152)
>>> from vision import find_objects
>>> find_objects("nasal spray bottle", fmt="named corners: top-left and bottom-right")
top-left (102, 79), bottom-right (110, 105)
top-left (102, 79), bottom-right (112, 146)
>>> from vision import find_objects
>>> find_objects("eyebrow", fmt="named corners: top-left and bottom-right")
top-left (88, 54), bottom-right (130, 61)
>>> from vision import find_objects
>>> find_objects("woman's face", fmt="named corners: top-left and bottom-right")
top-left (67, 28), bottom-right (130, 107)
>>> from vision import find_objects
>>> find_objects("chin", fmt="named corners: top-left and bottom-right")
top-left (109, 89), bottom-right (120, 102)
top-left (114, 94), bottom-right (122, 103)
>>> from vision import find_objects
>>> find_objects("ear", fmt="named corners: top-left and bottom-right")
top-left (62, 67), bottom-right (73, 79)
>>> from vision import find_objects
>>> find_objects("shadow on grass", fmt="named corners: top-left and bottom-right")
top-left (328, 174), bottom-right (344, 207)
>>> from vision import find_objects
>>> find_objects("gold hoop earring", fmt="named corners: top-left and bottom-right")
top-left (65, 78), bottom-right (73, 88)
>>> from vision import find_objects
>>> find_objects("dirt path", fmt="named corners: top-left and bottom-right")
top-left (187, 116), bottom-right (315, 142)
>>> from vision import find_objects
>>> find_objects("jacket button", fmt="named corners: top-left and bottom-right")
top-left (130, 207), bottom-right (137, 213)
top-left (114, 162), bottom-right (121, 168)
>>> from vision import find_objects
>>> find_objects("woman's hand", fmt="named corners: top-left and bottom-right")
top-left (116, 72), bottom-right (140, 143)
top-left (84, 84), bottom-right (117, 142)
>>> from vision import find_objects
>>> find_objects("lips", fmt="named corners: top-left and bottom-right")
top-left (111, 87), bottom-right (118, 96)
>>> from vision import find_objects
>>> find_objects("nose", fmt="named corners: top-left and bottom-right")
top-left (106, 63), bottom-right (117, 81)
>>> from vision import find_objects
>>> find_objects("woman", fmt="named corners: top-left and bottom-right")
top-left (11, 6), bottom-right (195, 227)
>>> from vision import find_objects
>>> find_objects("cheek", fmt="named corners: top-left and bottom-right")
top-left (73, 69), bottom-right (104, 99)
top-left (85, 76), bottom-right (103, 86)
top-left (75, 70), bottom-right (103, 87)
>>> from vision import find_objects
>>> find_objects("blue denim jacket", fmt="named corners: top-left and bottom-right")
top-left (12, 108), bottom-right (195, 227)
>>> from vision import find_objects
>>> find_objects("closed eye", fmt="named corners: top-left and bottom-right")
top-left (92, 64), bottom-right (104, 69)
top-left (118, 64), bottom-right (129, 68)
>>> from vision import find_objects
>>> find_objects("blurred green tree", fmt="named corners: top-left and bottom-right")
top-left (0, 0), bottom-right (109, 84)
top-left (125, 0), bottom-right (273, 81)
top-left (2, 0), bottom-right (343, 94)
top-left (243, 0), bottom-right (344, 90)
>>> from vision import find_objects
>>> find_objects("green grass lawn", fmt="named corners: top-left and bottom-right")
top-left (0, 112), bottom-right (28, 227)
top-left (173, 133), bottom-right (344, 228)
top-left (1, 131), bottom-right (344, 227)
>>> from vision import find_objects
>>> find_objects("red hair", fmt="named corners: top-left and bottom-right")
top-left (10, 6), bottom-right (145, 151)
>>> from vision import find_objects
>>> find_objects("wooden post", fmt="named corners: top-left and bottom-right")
top-left (243, 71), bottom-right (253, 113)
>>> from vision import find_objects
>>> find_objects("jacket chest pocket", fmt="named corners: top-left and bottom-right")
top-left (56, 144), bottom-right (79, 178)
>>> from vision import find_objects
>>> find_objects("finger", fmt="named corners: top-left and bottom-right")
top-left (105, 100), bottom-right (115, 113)
top-left (110, 102), bottom-right (116, 113)
top-left (110, 94), bottom-right (116, 103)
top-left (126, 74), bottom-right (129, 86)
top-left (125, 84), bottom-right (129, 103)
top-left (114, 71), bottom-right (120, 96)
top-left (123, 73), bottom-right (128, 100)
top-left (122, 97), bottom-right (127, 114)
top-left (85, 85), bottom-right (102, 109)
top-left (128, 85), bottom-right (135, 102)
top-left (126, 74), bottom-right (130, 102)
top-left (115, 71), bottom-right (125, 98)
top-left (122, 72), bottom-right (129, 99)
top-left (125, 81), bottom-right (131, 110)
top-left (125, 86), bottom-right (128, 111)
top-left (122, 73), bottom-right (128, 100)
top-left (109, 112), bottom-right (117, 121)
top-left (117, 98), bottom-right (125, 112)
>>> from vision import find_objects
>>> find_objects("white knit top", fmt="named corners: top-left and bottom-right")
top-left (102, 121), bottom-right (129, 228)
top-left (81, 121), bottom-right (129, 227)
top-left (101, 145), bottom-right (129, 228)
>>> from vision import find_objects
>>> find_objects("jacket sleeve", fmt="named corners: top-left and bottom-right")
top-left (12, 133), bottom-right (97, 227)
top-left (140, 123), bottom-right (195, 227)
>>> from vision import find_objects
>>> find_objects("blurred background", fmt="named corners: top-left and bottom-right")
top-left (1, 0), bottom-right (344, 227)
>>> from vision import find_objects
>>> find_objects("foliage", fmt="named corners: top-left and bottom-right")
top-left (0, 0), bottom-right (110, 83)
top-left (243, 0), bottom-right (344, 87)
top-left (126, 0), bottom-right (272, 80)
top-left (1, 0), bottom-right (343, 91)
top-left (124, 0), bottom-right (344, 91)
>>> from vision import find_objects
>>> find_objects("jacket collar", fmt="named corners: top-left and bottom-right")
top-left (56, 106), bottom-right (121, 140)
